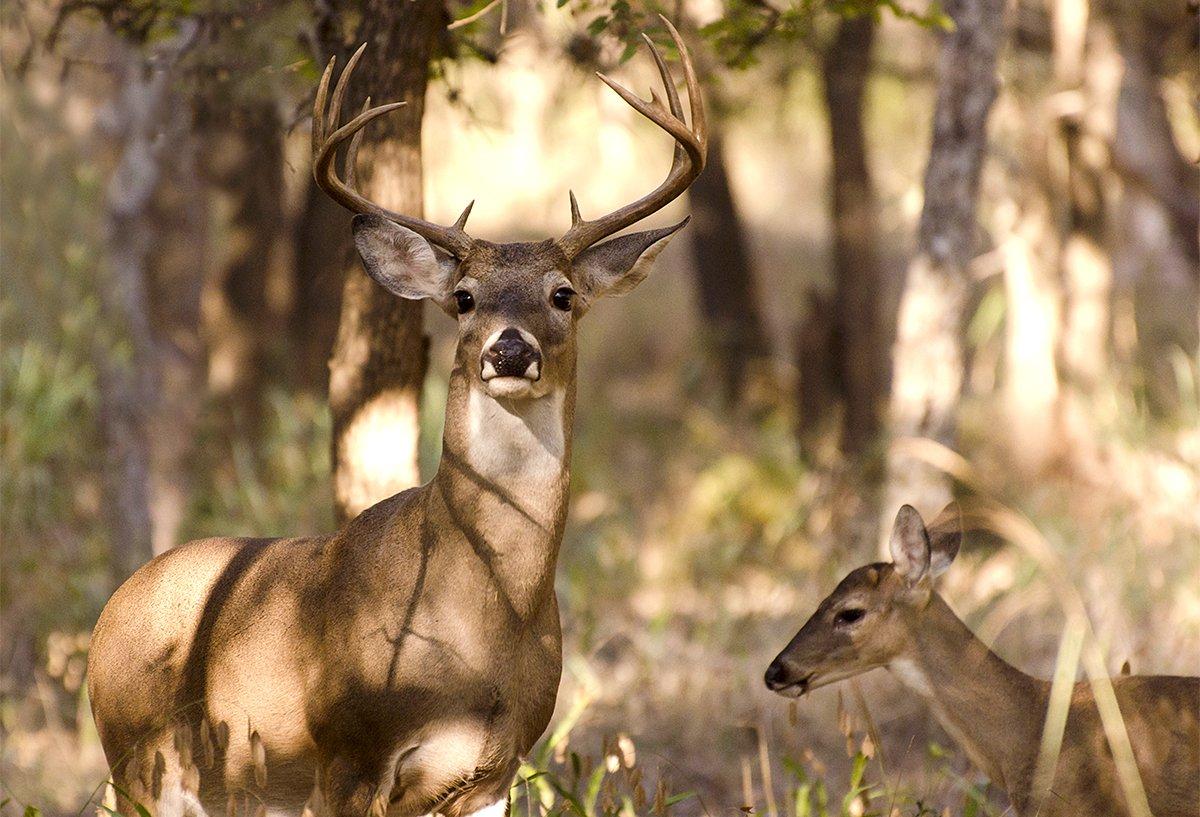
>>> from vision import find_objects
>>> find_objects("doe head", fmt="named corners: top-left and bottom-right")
top-left (313, 18), bottom-right (706, 402)
top-left (764, 503), bottom-right (962, 698)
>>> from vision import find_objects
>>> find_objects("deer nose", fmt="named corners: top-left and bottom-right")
top-left (764, 660), bottom-right (791, 691)
top-left (482, 327), bottom-right (542, 380)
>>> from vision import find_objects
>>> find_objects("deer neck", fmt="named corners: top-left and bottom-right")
top-left (429, 363), bottom-right (574, 619)
top-left (889, 594), bottom-right (1048, 790)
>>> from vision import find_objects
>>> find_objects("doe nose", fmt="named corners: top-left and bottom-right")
top-left (484, 327), bottom-right (541, 379)
top-left (764, 660), bottom-right (790, 690)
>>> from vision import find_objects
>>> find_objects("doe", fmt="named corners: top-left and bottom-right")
top-left (765, 504), bottom-right (1199, 817)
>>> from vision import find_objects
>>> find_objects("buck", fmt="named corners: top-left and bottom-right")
top-left (88, 20), bottom-right (705, 817)
top-left (765, 504), bottom-right (1199, 817)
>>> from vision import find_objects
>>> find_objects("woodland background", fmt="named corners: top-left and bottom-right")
top-left (1, 0), bottom-right (1198, 814)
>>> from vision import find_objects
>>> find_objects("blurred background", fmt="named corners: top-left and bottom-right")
top-left (1, 0), bottom-right (1197, 813)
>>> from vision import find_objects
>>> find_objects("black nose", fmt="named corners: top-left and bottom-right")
top-left (484, 328), bottom-right (541, 378)
top-left (764, 660), bottom-right (789, 690)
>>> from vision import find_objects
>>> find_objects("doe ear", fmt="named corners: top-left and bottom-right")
top-left (925, 502), bottom-right (962, 578)
top-left (352, 214), bottom-right (459, 313)
top-left (571, 219), bottom-right (687, 305)
top-left (889, 504), bottom-right (931, 584)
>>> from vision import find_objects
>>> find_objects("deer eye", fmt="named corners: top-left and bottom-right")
top-left (551, 287), bottom-right (575, 311)
top-left (835, 608), bottom-right (866, 626)
top-left (453, 290), bottom-right (475, 314)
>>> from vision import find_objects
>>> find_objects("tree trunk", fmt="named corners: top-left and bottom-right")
top-left (290, 178), bottom-right (349, 394)
top-left (325, 0), bottom-right (444, 523)
top-left (198, 100), bottom-right (285, 433)
top-left (1109, 6), bottom-right (1200, 415)
top-left (821, 14), bottom-right (892, 458)
top-left (1054, 0), bottom-right (1115, 391)
top-left (95, 22), bottom-right (201, 581)
top-left (883, 0), bottom-right (1005, 530)
top-left (144, 116), bottom-right (208, 556)
top-left (689, 127), bottom-right (772, 404)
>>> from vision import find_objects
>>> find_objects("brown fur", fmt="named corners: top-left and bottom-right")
top-left (88, 232), bottom-right (680, 816)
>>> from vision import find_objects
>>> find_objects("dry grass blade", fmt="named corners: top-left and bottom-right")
top-left (1031, 612), bottom-right (1085, 806)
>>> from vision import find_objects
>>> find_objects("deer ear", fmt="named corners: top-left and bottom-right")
top-left (889, 505), bottom-right (932, 584)
top-left (926, 502), bottom-right (962, 578)
top-left (353, 214), bottom-right (459, 312)
top-left (571, 219), bottom-right (687, 303)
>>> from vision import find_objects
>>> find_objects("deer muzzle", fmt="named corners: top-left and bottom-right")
top-left (481, 327), bottom-right (542, 384)
top-left (764, 659), bottom-right (813, 698)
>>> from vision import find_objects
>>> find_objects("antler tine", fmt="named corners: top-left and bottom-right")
top-left (453, 200), bottom-right (475, 231)
top-left (661, 14), bottom-right (707, 152)
top-left (568, 190), bottom-right (583, 226)
top-left (328, 43), bottom-right (367, 138)
top-left (313, 55), bottom-right (336, 153)
top-left (642, 32), bottom-right (684, 121)
top-left (344, 98), bottom-right (370, 190)
top-left (557, 20), bottom-right (708, 258)
top-left (310, 44), bottom-right (476, 257)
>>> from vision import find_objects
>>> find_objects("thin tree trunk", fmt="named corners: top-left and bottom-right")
top-left (144, 116), bottom-right (208, 556)
top-left (1109, 6), bottom-right (1199, 414)
top-left (821, 14), bottom-right (891, 457)
top-left (1054, 0), bottom-right (1114, 390)
top-left (689, 127), bottom-right (772, 404)
top-left (95, 22), bottom-right (200, 581)
top-left (883, 0), bottom-right (1005, 530)
top-left (325, 0), bottom-right (444, 523)
top-left (198, 100), bottom-right (285, 433)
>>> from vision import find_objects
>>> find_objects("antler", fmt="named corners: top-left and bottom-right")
top-left (312, 44), bottom-right (476, 258)
top-left (557, 15), bottom-right (708, 259)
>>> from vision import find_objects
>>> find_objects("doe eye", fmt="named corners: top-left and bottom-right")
top-left (835, 608), bottom-right (866, 626)
top-left (453, 290), bottom-right (475, 315)
top-left (551, 287), bottom-right (575, 311)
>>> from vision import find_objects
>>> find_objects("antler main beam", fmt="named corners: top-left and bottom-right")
top-left (557, 15), bottom-right (708, 259)
top-left (312, 44), bottom-right (476, 258)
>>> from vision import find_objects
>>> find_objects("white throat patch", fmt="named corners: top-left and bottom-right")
top-left (888, 657), bottom-right (935, 698)
top-left (466, 386), bottom-right (565, 488)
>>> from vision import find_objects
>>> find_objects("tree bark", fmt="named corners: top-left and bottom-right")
top-left (197, 99), bottom-right (285, 432)
top-left (883, 0), bottom-right (1005, 529)
top-left (689, 127), bottom-right (772, 404)
top-left (290, 178), bottom-right (349, 394)
top-left (820, 14), bottom-right (892, 458)
top-left (324, 0), bottom-right (444, 523)
top-left (95, 22), bottom-right (202, 581)
top-left (1109, 4), bottom-right (1199, 415)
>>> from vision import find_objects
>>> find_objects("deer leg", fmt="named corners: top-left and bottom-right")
top-left (316, 756), bottom-right (394, 817)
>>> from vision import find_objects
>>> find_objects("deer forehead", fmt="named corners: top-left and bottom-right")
top-left (459, 240), bottom-right (572, 280)
top-left (827, 563), bottom-right (892, 600)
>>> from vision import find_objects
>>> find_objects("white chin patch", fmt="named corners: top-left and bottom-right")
top-left (484, 376), bottom-right (538, 399)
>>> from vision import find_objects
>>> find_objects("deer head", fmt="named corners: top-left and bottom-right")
top-left (764, 504), bottom-right (963, 697)
top-left (312, 18), bottom-right (707, 402)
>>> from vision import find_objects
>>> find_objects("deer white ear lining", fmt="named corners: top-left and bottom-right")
top-left (889, 505), bottom-right (931, 582)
